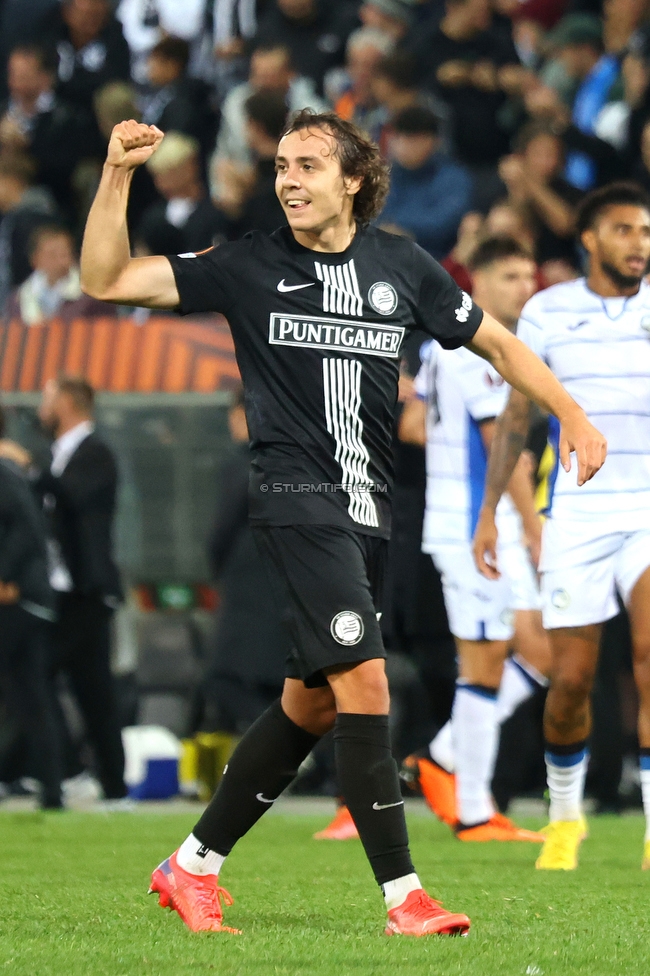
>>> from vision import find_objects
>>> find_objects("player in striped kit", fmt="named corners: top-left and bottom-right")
top-left (474, 183), bottom-right (650, 870)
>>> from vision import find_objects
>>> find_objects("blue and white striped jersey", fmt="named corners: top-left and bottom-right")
top-left (415, 341), bottom-right (520, 551)
top-left (518, 278), bottom-right (650, 526)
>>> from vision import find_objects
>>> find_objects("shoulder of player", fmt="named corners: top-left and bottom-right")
top-left (520, 278), bottom-right (588, 326)
top-left (175, 231), bottom-right (270, 265)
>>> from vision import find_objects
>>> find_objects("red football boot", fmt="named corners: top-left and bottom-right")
top-left (385, 889), bottom-right (470, 937)
top-left (149, 851), bottom-right (241, 933)
top-left (313, 804), bottom-right (360, 840)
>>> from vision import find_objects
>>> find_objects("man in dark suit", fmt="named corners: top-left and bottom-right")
top-left (0, 404), bottom-right (61, 808)
top-left (36, 374), bottom-right (127, 801)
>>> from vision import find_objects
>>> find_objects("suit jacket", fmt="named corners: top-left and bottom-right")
top-left (36, 432), bottom-right (122, 602)
top-left (0, 458), bottom-right (53, 614)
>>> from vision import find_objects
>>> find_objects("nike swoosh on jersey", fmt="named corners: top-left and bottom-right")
top-left (277, 279), bottom-right (315, 292)
top-left (256, 792), bottom-right (277, 803)
top-left (372, 800), bottom-right (405, 811)
top-left (567, 320), bottom-right (589, 330)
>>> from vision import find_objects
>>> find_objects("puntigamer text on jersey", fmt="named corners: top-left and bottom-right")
top-left (269, 313), bottom-right (405, 357)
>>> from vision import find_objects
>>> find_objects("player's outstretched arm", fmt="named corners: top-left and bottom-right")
top-left (468, 312), bottom-right (606, 485)
top-left (80, 120), bottom-right (180, 309)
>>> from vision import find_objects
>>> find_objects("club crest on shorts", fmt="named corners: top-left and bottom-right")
top-left (641, 315), bottom-right (650, 333)
top-left (330, 610), bottom-right (364, 645)
top-left (551, 588), bottom-right (571, 610)
top-left (368, 281), bottom-right (398, 316)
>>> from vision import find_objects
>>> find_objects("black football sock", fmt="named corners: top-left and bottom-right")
top-left (334, 713), bottom-right (415, 886)
top-left (193, 699), bottom-right (320, 856)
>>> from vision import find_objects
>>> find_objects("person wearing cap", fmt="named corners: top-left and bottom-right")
top-left (360, 0), bottom-right (417, 43)
top-left (379, 105), bottom-right (473, 259)
top-left (524, 14), bottom-right (620, 190)
top-left (135, 131), bottom-right (226, 255)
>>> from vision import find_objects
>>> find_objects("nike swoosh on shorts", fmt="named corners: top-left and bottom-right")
top-left (372, 800), bottom-right (405, 811)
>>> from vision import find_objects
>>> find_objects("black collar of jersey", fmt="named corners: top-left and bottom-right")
top-left (271, 223), bottom-right (365, 264)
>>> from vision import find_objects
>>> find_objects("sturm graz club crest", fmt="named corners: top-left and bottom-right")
top-left (368, 281), bottom-right (398, 316)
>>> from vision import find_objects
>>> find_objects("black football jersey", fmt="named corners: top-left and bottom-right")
top-left (168, 224), bottom-right (483, 538)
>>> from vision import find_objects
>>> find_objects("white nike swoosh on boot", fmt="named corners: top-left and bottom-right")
top-left (373, 800), bottom-right (405, 811)
top-left (277, 279), bottom-right (314, 292)
top-left (256, 792), bottom-right (277, 803)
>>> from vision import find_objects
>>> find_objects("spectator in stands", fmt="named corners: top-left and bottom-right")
top-left (138, 131), bottom-right (226, 254)
top-left (529, 14), bottom-right (618, 190)
top-left (0, 403), bottom-right (61, 809)
top-left (253, 0), bottom-right (359, 96)
top-left (593, 32), bottom-right (650, 152)
top-left (379, 105), bottom-right (473, 259)
top-left (498, 120), bottom-right (581, 268)
top-left (36, 374), bottom-right (127, 803)
top-left (370, 49), bottom-right (450, 152)
top-left (210, 41), bottom-right (326, 199)
top-left (141, 36), bottom-right (217, 159)
top-left (116, 0), bottom-right (206, 85)
top-left (410, 0), bottom-right (525, 183)
top-left (0, 154), bottom-right (58, 311)
top-left (330, 27), bottom-right (393, 134)
top-left (215, 89), bottom-right (287, 237)
top-left (36, 0), bottom-right (131, 112)
top-left (5, 224), bottom-right (115, 325)
top-left (203, 386), bottom-right (286, 734)
top-left (0, 43), bottom-right (96, 216)
top-left (359, 0), bottom-right (415, 44)
top-left (0, 0), bottom-right (59, 101)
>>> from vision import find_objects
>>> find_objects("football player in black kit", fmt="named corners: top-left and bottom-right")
top-left (80, 113), bottom-right (606, 937)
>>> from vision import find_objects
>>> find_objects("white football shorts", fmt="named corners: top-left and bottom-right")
top-left (431, 543), bottom-right (516, 642)
top-left (499, 540), bottom-right (542, 613)
top-left (539, 520), bottom-right (650, 629)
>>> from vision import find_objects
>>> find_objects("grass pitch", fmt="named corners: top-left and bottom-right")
top-left (1, 807), bottom-right (648, 976)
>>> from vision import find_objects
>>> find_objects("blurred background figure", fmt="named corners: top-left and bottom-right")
top-left (36, 375), bottom-right (127, 803)
top-left (137, 131), bottom-right (225, 255)
top-left (202, 387), bottom-right (286, 734)
top-left (380, 105), bottom-right (472, 259)
top-left (140, 36), bottom-right (217, 159)
top-left (328, 26), bottom-right (393, 132)
top-left (210, 41), bottom-right (326, 201)
top-left (115, 0), bottom-right (206, 86)
top-left (6, 223), bottom-right (116, 326)
top-left (0, 43), bottom-right (95, 217)
top-left (0, 403), bottom-right (61, 809)
top-left (213, 88), bottom-right (287, 235)
top-left (35, 0), bottom-right (131, 113)
top-left (0, 153), bottom-right (58, 312)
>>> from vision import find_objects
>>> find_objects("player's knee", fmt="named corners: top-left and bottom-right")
top-left (633, 639), bottom-right (650, 692)
top-left (553, 665), bottom-right (593, 705)
top-left (326, 658), bottom-right (390, 713)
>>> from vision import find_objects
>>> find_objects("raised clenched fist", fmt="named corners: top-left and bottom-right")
top-left (106, 120), bottom-right (164, 170)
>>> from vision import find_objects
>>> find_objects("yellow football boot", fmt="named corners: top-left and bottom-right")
top-left (642, 840), bottom-right (650, 870)
top-left (535, 820), bottom-right (585, 870)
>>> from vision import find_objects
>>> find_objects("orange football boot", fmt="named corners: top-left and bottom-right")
top-left (313, 804), bottom-right (359, 840)
top-left (455, 815), bottom-right (545, 842)
top-left (401, 753), bottom-right (457, 825)
top-left (149, 851), bottom-right (241, 933)
top-left (385, 889), bottom-right (470, 937)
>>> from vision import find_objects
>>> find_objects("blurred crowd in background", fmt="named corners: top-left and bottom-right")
top-left (0, 0), bottom-right (644, 811)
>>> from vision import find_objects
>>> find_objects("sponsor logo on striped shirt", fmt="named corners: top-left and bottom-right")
top-left (268, 313), bottom-right (404, 357)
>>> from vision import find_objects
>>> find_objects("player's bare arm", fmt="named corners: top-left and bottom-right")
top-left (80, 121), bottom-right (180, 308)
top-left (474, 412), bottom-right (542, 578)
top-left (468, 312), bottom-right (606, 485)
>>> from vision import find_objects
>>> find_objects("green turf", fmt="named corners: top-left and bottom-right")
top-left (0, 809), bottom-right (648, 976)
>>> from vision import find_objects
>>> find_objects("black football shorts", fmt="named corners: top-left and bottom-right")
top-left (251, 524), bottom-right (387, 688)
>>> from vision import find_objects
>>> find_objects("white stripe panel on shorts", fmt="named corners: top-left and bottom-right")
top-left (322, 357), bottom-right (378, 527)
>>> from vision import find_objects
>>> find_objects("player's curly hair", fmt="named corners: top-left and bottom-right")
top-left (577, 181), bottom-right (650, 235)
top-left (280, 109), bottom-right (390, 226)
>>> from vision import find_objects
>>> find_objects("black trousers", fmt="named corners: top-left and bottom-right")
top-left (53, 592), bottom-right (126, 799)
top-left (0, 605), bottom-right (62, 806)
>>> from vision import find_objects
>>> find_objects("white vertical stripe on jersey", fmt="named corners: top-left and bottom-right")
top-left (315, 260), bottom-right (363, 317)
top-left (322, 358), bottom-right (378, 527)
